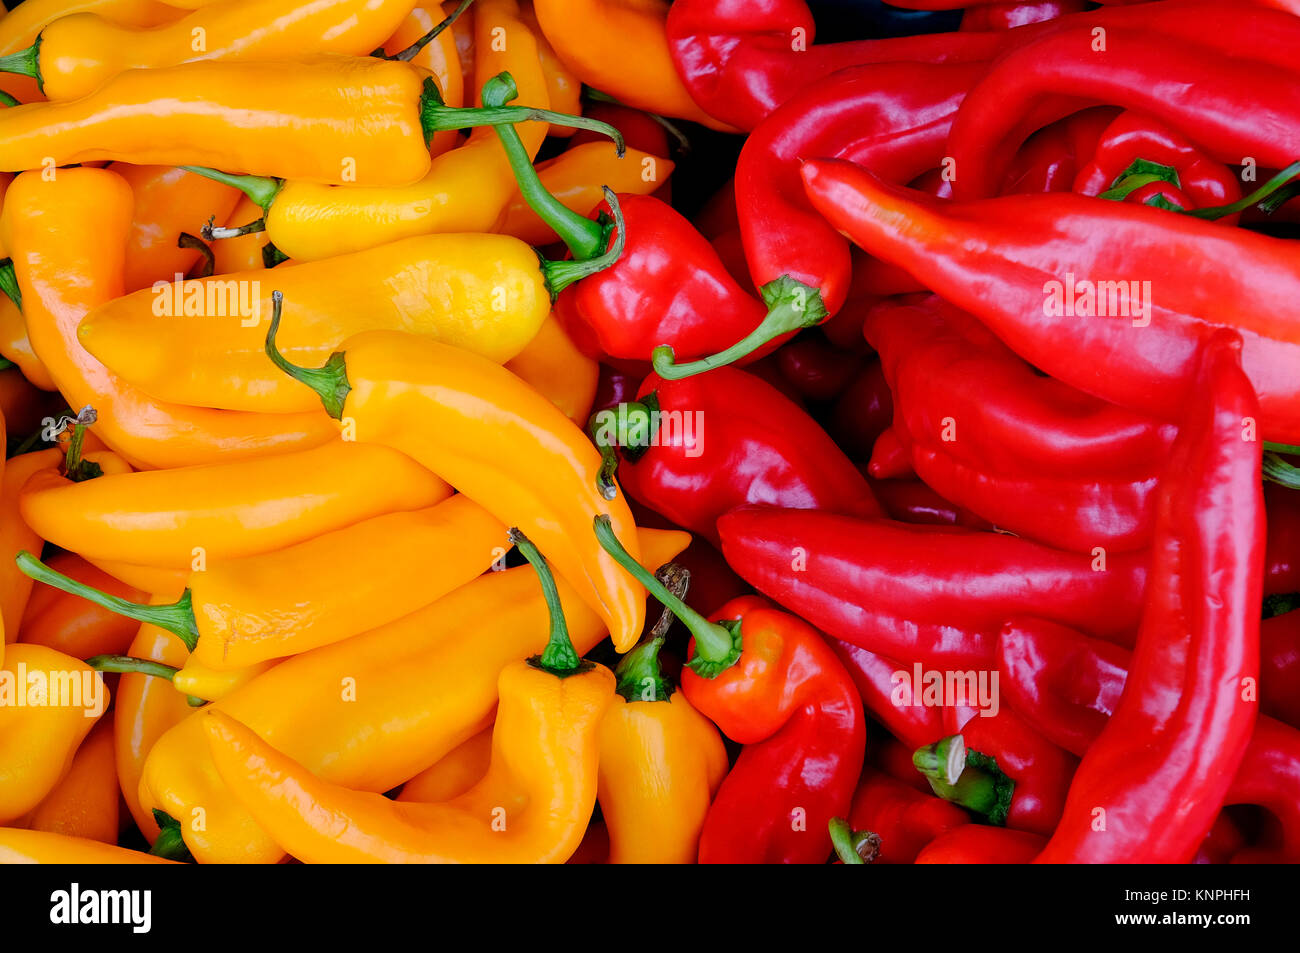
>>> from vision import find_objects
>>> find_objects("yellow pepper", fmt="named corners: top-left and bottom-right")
top-left (1, 0), bottom-right (422, 101)
top-left (19, 439), bottom-right (450, 569)
top-left (23, 717), bottom-right (119, 844)
top-left (172, 657), bottom-right (277, 701)
top-left (398, 726), bottom-right (493, 802)
top-left (140, 526), bottom-right (687, 864)
top-left (204, 530), bottom-right (613, 863)
top-left (0, 828), bottom-right (176, 863)
top-left (0, 643), bottom-right (105, 824)
top-left (79, 232), bottom-right (555, 414)
top-left (0, 282), bottom-right (55, 390)
top-left (382, 1), bottom-right (466, 158)
top-left (505, 313), bottom-right (599, 425)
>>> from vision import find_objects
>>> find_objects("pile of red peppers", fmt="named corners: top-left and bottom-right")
top-left (573, 0), bottom-right (1300, 865)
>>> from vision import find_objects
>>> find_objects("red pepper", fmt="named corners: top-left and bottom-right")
top-left (771, 333), bottom-right (864, 403)
top-left (829, 640), bottom-right (945, 750)
top-left (866, 478), bottom-right (996, 532)
top-left (800, 159), bottom-right (1300, 444)
top-left (596, 520), bottom-right (865, 865)
top-left (715, 506), bottom-right (1148, 668)
top-left (998, 616), bottom-right (1300, 863)
top-left (947, 11), bottom-right (1300, 200)
top-left (999, 106), bottom-right (1118, 196)
top-left (866, 427), bottom-right (915, 480)
top-left (1266, 482), bottom-right (1300, 596)
top-left (593, 367), bottom-right (881, 545)
top-left (1261, 611), bottom-right (1300, 731)
top-left (1195, 812), bottom-right (1249, 865)
top-left (1073, 111), bottom-right (1243, 220)
top-left (874, 735), bottom-right (933, 794)
top-left (847, 768), bottom-right (969, 864)
top-left (916, 710), bottom-right (1077, 836)
top-left (826, 358), bottom-right (893, 462)
top-left (865, 296), bottom-right (1174, 552)
top-left (961, 0), bottom-right (1088, 31)
top-left (664, 0), bottom-right (1004, 132)
top-left (1037, 333), bottom-right (1263, 863)
top-left (915, 825), bottom-right (1046, 863)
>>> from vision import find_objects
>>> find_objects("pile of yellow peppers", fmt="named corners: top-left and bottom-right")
top-left (0, 0), bottom-right (720, 864)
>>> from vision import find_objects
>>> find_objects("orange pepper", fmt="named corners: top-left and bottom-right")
top-left (519, 0), bottom-right (580, 136)
top-left (23, 716), bottom-right (118, 844)
top-left (382, 1), bottom-right (466, 157)
top-left (114, 614), bottom-right (191, 841)
top-left (0, 448), bottom-right (60, 647)
top-left (0, 828), bottom-right (176, 863)
top-left (398, 726), bottom-right (493, 803)
top-left (504, 313), bottom-right (599, 425)
top-left (0, 290), bottom-right (56, 390)
top-left (0, 643), bottom-right (105, 824)
top-left (497, 141), bottom-right (674, 246)
top-left (20, 438), bottom-right (450, 570)
top-left (2, 0), bottom-right (422, 101)
top-left (210, 195), bottom-right (281, 274)
top-left (140, 526), bottom-right (687, 864)
top-left (19, 551), bottom-right (144, 658)
top-left (83, 560), bottom-right (188, 595)
top-left (0, 168), bottom-right (336, 469)
top-left (116, 164), bottom-right (242, 293)
top-left (0, 366), bottom-right (61, 433)
top-left (532, 0), bottom-right (733, 131)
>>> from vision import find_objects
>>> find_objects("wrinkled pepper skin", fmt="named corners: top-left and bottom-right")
top-left (204, 659), bottom-right (614, 863)
top-left (801, 158), bottom-right (1300, 444)
top-left (683, 596), bottom-right (866, 864)
top-left (80, 233), bottom-right (555, 414)
top-left (20, 440), bottom-right (449, 570)
top-left (0, 168), bottom-right (334, 469)
top-left (717, 506), bottom-right (1147, 668)
top-left (1037, 335), bottom-right (1262, 863)
top-left (140, 528), bottom-right (685, 864)
top-left (613, 367), bottom-right (881, 545)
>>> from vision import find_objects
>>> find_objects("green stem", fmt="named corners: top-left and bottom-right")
top-left (1188, 159), bottom-right (1300, 221)
top-left (537, 186), bottom-right (626, 299)
top-left (593, 515), bottom-right (741, 677)
top-left (651, 275), bottom-right (826, 380)
top-left (584, 86), bottom-right (692, 155)
top-left (613, 564), bottom-right (689, 701)
top-left (388, 0), bottom-right (474, 61)
top-left (829, 817), bottom-right (881, 865)
top-left (264, 290), bottom-right (351, 420)
top-left (203, 216), bottom-right (267, 241)
top-left (15, 551), bottom-right (198, 650)
top-left (181, 167), bottom-right (282, 215)
top-left (420, 70), bottom-right (626, 153)
top-left (86, 655), bottom-right (180, 681)
top-left (1266, 441), bottom-right (1300, 456)
top-left (914, 735), bottom-right (1015, 827)
top-left (149, 811), bottom-right (193, 862)
top-left (587, 394), bottom-right (659, 500)
top-left (60, 406), bottom-right (102, 482)
top-left (0, 357), bottom-right (13, 372)
top-left (1264, 451), bottom-right (1300, 490)
top-left (0, 258), bottom-right (21, 311)
top-left (177, 232), bottom-right (215, 279)
top-left (0, 39), bottom-right (39, 87)
top-left (509, 528), bottom-right (587, 676)
top-left (0, 89), bottom-right (18, 108)
top-left (1098, 158), bottom-right (1180, 202)
top-left (262, 242), bottom-right (289, 268)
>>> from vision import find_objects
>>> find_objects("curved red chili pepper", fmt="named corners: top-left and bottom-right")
top-left (915, 825), bottom-right (1046, 863)
top-left (947, 14), bottom-right (1300, 200)
top-left (848, 768), bottom-right (969, 864)
top-left (1036, 333), bottom-right (1263, 863)
top-left (599, 367), bottom-right (881, 544)
top-left (867, 427), bottom-right (914, 479)
top-left (664, 0), bottom-right (1005, 132)
top-left (800, 159), bottom-right (1300, 444)
top-left (715, 506), bottom-right (1148, 668)
top-left (681, 595), bottom-right (866, 864)
top-left (829, 640), bottom-right (945, 750)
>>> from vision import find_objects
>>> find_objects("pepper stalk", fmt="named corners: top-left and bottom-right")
top-left (509, 528), bottom-right (590, 677)
top-left (613, 563), bottom-right (689, 702)
top-left (913, 734), bottom-right (1015, 827)
top-left (86, 655), bottom-right (207, 707)
top-left (828, 818), bottom-right (881, 865)
top-left (594, 515), bottom-right (741, 677)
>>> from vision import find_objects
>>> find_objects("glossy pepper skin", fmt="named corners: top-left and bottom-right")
top-left (260, 0), bottom-right (553, 262)
top-left (398, 727), bottom-right (493, 803)
top-left (0, 828), bottom-right (176, 864)
top-left (20, 553), bottom-right (145, 659)
top-left (915, 825), bottom-right (1046, 863)
top-left (269, 320), bottom-right (647, 653)
top-left (117, 164), bottom-right (242, 293)
top-left (830, 641), bottom-right (945, 750)
top-left (665, 0), bottom-right (1004, 131)
top-left (1261, 611), bottom-right (1300, 731)
top-left (848, 768), bottom-right (968, 864)
top-left (801, 159), bottom-right (1300, 444)
top-left (532, 0), bottom-right (730, 130)
top-left (504, 314), bottom-right (599, 426)
top-left (1265, 476), bottom-right (1300, 597)
top-left (0, 168), bottom-right (334, 469)
top-left (20, 439), bottom-right (449, 570)
top-left (0, 448), bottom-right (60, 644)
top-left (24, 717), bottom-right (117, 844)
top-left (0, 55), bottom-right (443, 185)
top-left (1073, 111), bottom-right (1243, 219)
top-left (961, 0), bottom-right (1086, 30)
top-left (999, 617), bottom-right (1300, 863)
top-left (717, 506), bottom-right (1147, 668)
top-left (79, 232), bottom-right (556, 414)
top-left (5, 0), bottom-right (420, 101)
top-left (682, 596), bottom-right (866, 864)
top-left (606, 367), bottom-right (881, 545)
top-left (381, 1), bottom-right (465, 158)
top-left (0, 643), bottom-right (105, 824)
top-left (865, 296), bottom-right (1171, 553)
top-left (735, 61), bottom-right (985, 319)
top-left (140, 527), bottom-right (685, 864)
top-left (1038, 334), bottom-right (1262, 864)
